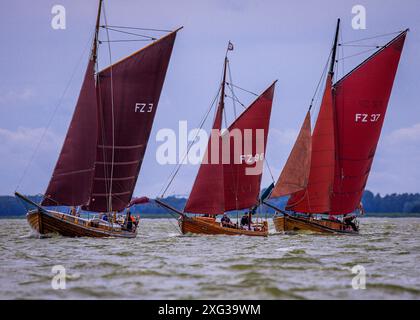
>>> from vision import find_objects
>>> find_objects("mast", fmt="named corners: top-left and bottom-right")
top-left (91, 0), bottom-right (103, 64)
top-left (329, 18), bottom-right (340, 78)
top-left (220, 45), bottom-right (228, 115)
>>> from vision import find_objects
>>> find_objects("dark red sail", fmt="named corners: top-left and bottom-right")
top-left (330, 32), bottom-right (407, 214)
top-left (223, 83), bottom-right (275, 212)
top-left (85, 31), bottom-right (177, 212)
top-left (270, 111), bottom-right (312, 198)
top-left (287, 75), bottom-right (335, 213)
top-left (184, 101), bottom-right (225, 214)
top-left (42, 59), bottom-right (98, 206)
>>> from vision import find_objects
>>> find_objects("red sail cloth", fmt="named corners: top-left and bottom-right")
top-left (223, 83), bottom-right (275, 212)
top-left (84, 32), bottom-right (177, 212)
top-left (185, 83), bottom-right (275, 214)
top-left (270, 111), bottom-right (312, 198)
top-left (42, 59), bottom-right (98, 207)
top-left (287, 75), bottom-right (335, 213)
top-left (184, 101), bottom-right (225, 214)
top-left (330, 32), bottom-right (406, 214)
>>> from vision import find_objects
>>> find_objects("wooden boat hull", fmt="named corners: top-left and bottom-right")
top-left (26, 210), bottom-right (137, 238)
top-left (179, 216), bottom-right (268, 237)
top-left (273, 215), bottom-right (358, 234)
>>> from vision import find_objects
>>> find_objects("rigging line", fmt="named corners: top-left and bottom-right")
top-left (156, 204), bottom-right (182, 233)
top-left (97, 62), bottom-right (110, 209)
top-left (264, 157), bottom-right (275, 183)
top-left (225, 94), bottom-right (245, 108)
top-left (103, 3), bottom-right (116, 213)
top-left (340, 30), bottom-right (404, 45)
top-left (159, 51), bottom-right (228, 198)
top-left (100, 26), bottom-right (157, 40)
top-left (15, 33), bottom-right (94, 193)
top-left (95, 12), bottom-right (110, 209)
top-left (226, 87), bottom-right (246, 109)
top-left (312, 62), bottom-right (329, 121)
top-left (309, 48), bottom-right (331, 113)
top-left (309, 49), bottom-right (332, 111)
top-left (340, 27), bottom-right (345, 82)
top-left (227, 60), bottom-right (237, 119)
top-left (223, 107), bottom-right (228, 132)
top-left (339, 44), bottom-right (384, 48)
top-left (337, 48), bottom-right (377, 61)
top-left (99, 39), bottom-right (152, 43)
top-left (226, 82), bottom-right (258, 96)
top-left (158, 86), bottom-right (222, 198)
top-left (101, 25), bottom-right (172, 33)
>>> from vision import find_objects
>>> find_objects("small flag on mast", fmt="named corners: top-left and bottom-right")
top-left (228, 41), bottom-right (234, 51)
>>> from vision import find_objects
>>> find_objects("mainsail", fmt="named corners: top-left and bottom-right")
top-left (42, 1), bottom-right (179, 211)
top-left (330, 31), bottom-right (407, 214)
top-left (223, 84), bottom-right (275, 212)
top-left (184, 79), bottom-right (276, 215)
top-left (85, 32), bottom-right (177, 212)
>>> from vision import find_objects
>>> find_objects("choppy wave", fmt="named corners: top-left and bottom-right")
top-left (0, 218), bottom-right (419, 299)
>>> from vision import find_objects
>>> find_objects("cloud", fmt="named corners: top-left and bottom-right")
top-left (0, 88), bottom-right (35, 106)
top-left (385, 123), bottom-right (420, 145)
top-left (366, 123), bottom-right (420, 194)
top-left (0, 126), bottom-right (61, 153)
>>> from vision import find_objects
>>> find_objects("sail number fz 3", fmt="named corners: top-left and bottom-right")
top-left (135, 103), bottom-right (154, 113)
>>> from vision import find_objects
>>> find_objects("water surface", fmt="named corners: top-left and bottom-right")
top-left (0, 218), bottom-right (419, 299)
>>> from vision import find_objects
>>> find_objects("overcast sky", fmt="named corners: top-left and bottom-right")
top-left (1, 0), bottom-right (419, 198)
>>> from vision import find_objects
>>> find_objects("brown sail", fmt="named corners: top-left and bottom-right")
top-left (270, 111), bottom-right (311, 198)
top-left (42, 59), bottom-right (98, 207)
top-left (85, 31), bottom-right (178, 212)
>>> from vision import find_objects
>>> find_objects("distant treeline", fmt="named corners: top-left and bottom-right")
top-left (361, 190), bottom-right (420, 214)
top-left (1, 190), bottom-right (420, 217)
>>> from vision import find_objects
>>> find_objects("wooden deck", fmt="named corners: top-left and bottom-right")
top-left (180, 216), bottom-right (269, 237)
top-left (272, 215), bottom-right (358, 234)
top-left (26, 210), bottom-right (137, 238)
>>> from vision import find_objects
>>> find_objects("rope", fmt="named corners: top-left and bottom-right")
top-left (227, 60), bottom-right (237, 119)
top-left (158, 52), bottom-right (230, 198)
top-left (101, 25), bottom-right (172, 33)
top-left (15, 34), bottom-right (94, 193)
top-left (99, 39), bottom-right (152, 43)
top-left (339, 30), bottom-right (403, 45)
top-left (308, 49), bottom-right (331, 111)
top-left (100, 26), bottom-right (156, 40)
top-left (224, 94), bottom-right (245, 108)
top-left (226, 82), bottom-right (258, 96)
top-left (103, 4), bottom-right (116, 213)
top-left (339, 44), bottom-right (384, 48)
top-left (158, 86), bottom-right (221, 198)
top-left (337, 48), bottom-right (377, 61)
top-left (264, 158), bottom-right (275, 183)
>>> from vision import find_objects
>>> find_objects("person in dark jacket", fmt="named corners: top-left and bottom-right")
top-left (343, 214), bottom-right (358, 231)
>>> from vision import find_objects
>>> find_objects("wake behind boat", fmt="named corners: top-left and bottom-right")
top-left (16, 0), bottom-right (180, 238)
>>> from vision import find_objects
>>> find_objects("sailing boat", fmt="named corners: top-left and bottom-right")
top-left (156, 44), bottom-right (276, 236)
top-left (15, 0), bottom-right (181, 238)
top-left (264, 19), bottom-right (408, 234)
